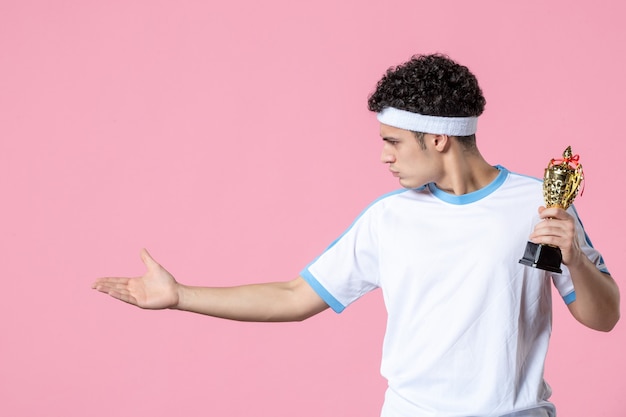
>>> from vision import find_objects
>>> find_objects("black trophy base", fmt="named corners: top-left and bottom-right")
top-left (519, 241), bottom-right (563, 273)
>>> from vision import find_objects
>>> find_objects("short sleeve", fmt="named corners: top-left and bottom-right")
top-left (301, 202), bottom-right (382, 313)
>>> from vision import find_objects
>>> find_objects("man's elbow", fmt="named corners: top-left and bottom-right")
top-left (598, 308), bottom-right (620, 332)
top-left (570, 297), bottom-right (620, 332)
top-left (583, 307), bottom-right (620, 332)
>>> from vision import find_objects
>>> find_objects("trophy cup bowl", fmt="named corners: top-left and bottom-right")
top-left (519, 146), bottom-right (584, 273)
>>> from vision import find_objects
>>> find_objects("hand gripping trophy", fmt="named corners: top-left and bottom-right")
top-left (519, 146), bottom-right (584, 273)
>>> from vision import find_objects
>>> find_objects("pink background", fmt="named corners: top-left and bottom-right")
top-left (1, 1), bottom-right (624, 416)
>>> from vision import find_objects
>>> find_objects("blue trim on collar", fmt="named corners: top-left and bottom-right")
top-left (427, 165), bottom-right (509, 205)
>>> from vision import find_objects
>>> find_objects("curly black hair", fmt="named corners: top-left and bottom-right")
top-left (367, 54), bottom-right (486, 118)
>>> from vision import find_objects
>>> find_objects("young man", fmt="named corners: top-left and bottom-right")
top-left (93, 54), bottom-right (620, 417)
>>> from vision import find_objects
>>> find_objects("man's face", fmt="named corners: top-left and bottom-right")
top-left (379, 123), bottom-right (440, 189)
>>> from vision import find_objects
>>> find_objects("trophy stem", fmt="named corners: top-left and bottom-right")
top-left (519, 241), bottom-right (563, 273)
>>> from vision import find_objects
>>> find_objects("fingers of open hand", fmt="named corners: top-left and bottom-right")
top-left (92, 278), bottom-right (140, 306)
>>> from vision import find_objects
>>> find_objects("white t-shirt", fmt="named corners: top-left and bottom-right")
top-left (301, 166), bottom-right (608, 417)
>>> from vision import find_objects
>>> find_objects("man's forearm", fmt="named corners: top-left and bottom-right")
top-left (567, 256), bottom-right (620, 331)
top-left (173, 277), bottom-right (328, 322)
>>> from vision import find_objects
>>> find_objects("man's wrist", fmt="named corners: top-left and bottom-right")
top-left (171, 283), bottom-right (187, 311)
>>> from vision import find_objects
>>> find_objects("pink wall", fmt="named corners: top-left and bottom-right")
top-left (1, 1), bottom-right (624, 416)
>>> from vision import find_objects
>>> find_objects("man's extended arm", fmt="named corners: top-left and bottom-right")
top-left (92, 249), bottom-right (329, 322)
top-left (530, 206), bottom-right (620, 331)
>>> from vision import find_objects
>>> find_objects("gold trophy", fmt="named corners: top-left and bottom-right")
top-left (519, 146), bottom-right (584, 273)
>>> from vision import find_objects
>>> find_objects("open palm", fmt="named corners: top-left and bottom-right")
top-left (93, 249), bottom-right (179, 309)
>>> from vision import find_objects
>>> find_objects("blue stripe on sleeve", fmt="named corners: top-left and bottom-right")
top-left (563, 290), bottom-right (576, 305)
top-left (300, 269), bottom-right (346, 313)
top-left (569, 205), bottom-right (611, 275)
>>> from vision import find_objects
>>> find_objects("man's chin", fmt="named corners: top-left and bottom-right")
top-left (398, 178), bottom-right (426, 190)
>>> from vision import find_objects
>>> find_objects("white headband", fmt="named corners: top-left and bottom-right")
top-left (377, 107), bottom-right (478, 136)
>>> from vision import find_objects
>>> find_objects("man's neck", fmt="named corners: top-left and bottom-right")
top-left (434, 151), bottom-right (499, 196)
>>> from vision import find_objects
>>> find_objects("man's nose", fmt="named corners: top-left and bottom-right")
top-left (381, 148), bottom-right (395, 164)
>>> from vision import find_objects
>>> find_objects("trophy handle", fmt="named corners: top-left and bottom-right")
top-left (563, 164), bottom-right (583, 209)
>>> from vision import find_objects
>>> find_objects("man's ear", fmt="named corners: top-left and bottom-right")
top-left (432, 134), bottom-right (450, 151)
